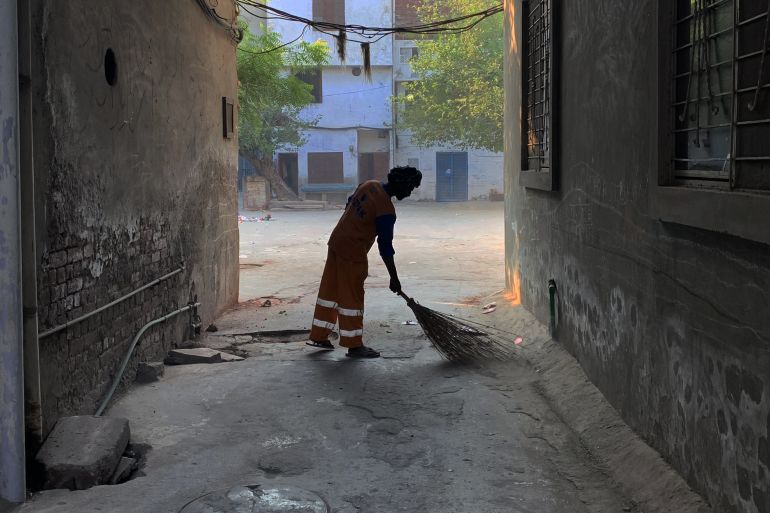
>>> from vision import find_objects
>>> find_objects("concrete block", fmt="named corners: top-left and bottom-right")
top-left (35, 416), bottom-right (130, 490)
top-left (109, 457), bottom-right (137, 485)
top-left (164, 348), bottom-right (243, 365)
top-left (136, 361), bottom-right (165, 383)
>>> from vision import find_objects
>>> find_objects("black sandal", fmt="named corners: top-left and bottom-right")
top-left (346, 346), bottom-right (381, 359)
top-left (306, 340), bottom-right (334, 350)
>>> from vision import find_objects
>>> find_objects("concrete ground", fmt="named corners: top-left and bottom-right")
top-left (17, 202), bottom-right (708, 513)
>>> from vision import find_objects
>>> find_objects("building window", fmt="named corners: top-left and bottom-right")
top-left (400, 47), bottom-right (419, 63)
top-left (521, 0), bottom-right (558, 191)
top-left (313, 0), bottom-right (345, 25)
top-left (668, 0), bottom-right (770, 191)
top-left (295, 69), bottom-right (323, 103)
top-left (308, 152), bottom-right (344, 183)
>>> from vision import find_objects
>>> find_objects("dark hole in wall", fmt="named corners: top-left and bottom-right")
top-left (104, 48), bottom-right (118, 86)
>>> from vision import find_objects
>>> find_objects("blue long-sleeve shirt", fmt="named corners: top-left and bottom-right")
top-left (375, 214), bottom-right (396, 257)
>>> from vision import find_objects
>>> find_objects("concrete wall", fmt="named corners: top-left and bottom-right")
top-left (31, 0), bottom-right (239, 432)
top-left (504, 1), bottom-right (770, 512)
top-left (395, 133), bottom-right (504, 201)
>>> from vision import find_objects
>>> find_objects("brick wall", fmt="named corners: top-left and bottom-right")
top-left (32, 0), bottom-right (239, 433)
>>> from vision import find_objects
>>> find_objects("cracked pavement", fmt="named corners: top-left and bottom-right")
top-left (18, 203), bottom-right (650, 512)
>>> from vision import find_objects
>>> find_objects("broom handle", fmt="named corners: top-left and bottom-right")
top-left (397, 291), bottom-right (413, 303)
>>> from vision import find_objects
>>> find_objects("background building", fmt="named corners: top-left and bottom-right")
top-left (253, 0), bottom-right (504, 204)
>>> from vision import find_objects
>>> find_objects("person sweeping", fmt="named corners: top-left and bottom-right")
top-left (306, 166), bottom-right (422, 358)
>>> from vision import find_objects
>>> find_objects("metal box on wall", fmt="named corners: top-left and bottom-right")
top-left (244, 176), bottom-right (269, 210)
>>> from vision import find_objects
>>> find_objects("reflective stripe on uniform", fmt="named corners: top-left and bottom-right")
top-left (312, 319), bottom-right (336, 330)
top-left (340, 328), bottom-right (364, 338)
top-left (316, 298), bottom-right (338, 309)
top-left (337, 307), bottom-right (364, 317)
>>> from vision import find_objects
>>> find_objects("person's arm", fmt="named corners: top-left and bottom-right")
top-left (375, 214), bottom-right (401, 293)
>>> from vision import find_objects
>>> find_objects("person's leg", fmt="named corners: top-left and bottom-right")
top-left (337, 258), bottom-right (379, 358)
top-left (308, 249), bottom-right (339, 347)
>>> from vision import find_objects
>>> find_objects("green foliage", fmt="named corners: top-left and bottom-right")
top-left (394, 0), bottom-right (503, 153)
top-left (237, 23), bottom-right (329, 158)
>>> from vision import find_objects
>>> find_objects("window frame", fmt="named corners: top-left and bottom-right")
top-left (520, 0), bottom-right (560, 191)
top-left (295, 68), bottom-right (323, 103)
top-left (655, 0), bottom-right (770, 246)
top-left (312, 0), bottom-right (345, 26)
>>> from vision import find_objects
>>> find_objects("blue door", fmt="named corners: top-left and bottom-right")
top-left (436, 152), bottom-right (468, 202)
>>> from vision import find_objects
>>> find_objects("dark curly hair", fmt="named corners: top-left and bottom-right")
top-left (387, 166), bottom-right (422, 188)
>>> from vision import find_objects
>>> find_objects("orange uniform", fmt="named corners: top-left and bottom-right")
top-left (310, 181), bottom-right (396, 348)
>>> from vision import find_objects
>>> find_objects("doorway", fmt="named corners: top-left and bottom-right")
top-left (277, 153), bottom-right (299, 195)
top-left (436, 152), bottom-right (468, 202)
top-left (358, 152), bottom-right (390, 184)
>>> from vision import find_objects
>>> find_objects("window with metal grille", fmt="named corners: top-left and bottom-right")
top-left (521, 0), bottom-right (558, 191)
top-left (670, 0), bottom-right (770, 191)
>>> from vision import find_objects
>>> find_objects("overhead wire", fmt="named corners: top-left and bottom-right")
top-left (235, 1), bottom-right (503, 45)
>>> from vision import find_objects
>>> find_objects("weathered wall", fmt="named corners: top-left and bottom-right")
top-left (394, 133), bottom-right (504, 201)
top-left (504, 1), bottom-right (770, 512)
top-left (32, 0), bottom-right (239, 432)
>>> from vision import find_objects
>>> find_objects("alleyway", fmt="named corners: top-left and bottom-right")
top-left (17, 203), bottom-right (703, 513)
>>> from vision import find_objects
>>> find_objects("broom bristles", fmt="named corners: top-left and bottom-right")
top-left (404, 299), bottom-right (517, 362)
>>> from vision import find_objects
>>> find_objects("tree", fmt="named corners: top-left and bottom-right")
top-left (237, 22), bottom-right (329, 199)
top-left (394, 0), bottom-right (503, 153)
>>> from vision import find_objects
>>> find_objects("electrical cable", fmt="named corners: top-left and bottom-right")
top-left (235, 1), bottom-right (503, 45)
top-left (237, 25), bottom-right (309, 55)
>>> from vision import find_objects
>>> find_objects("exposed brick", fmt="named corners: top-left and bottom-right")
top-left (64, 295), bottom-right (75, 311)
top-left (83, 244), bottom-right (94, 258)
top-left (48, 250), bottom-right (67, 268)
top-left (68, 248), bottom-right (83, 262)
top-left (68, 278), bottom-right (84, 294)
top-left (156, 238), bottom-right (167, 250)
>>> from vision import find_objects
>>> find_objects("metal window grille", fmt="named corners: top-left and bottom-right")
top-left (523, 0), bottom-right (552, 172)
top-left (672, 0), bottom-right (770, 191)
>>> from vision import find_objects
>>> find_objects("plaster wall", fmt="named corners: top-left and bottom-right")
top-left (395, 133), bottom-right (504, 201)
top-left (300, 67), bottom-right (392, 129)
top-left (504, 1), bottom-right (770, 512)
top-left (31, 0), bottom-right (239, 432)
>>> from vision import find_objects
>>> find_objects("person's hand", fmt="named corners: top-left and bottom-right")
top-left (389, 276), bottom-right (402, 294)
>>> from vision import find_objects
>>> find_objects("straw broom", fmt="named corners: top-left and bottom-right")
top-left (397, 291), bottom-right (518, 362)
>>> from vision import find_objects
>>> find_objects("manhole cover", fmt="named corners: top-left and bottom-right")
top-left (179, 485), bottom-right (329, 513)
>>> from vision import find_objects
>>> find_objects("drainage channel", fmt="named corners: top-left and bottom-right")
top-left (178, 485), bottom-right (330, 513)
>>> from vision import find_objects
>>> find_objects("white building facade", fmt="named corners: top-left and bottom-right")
top-left (262, 0), bottom-right (503, 202)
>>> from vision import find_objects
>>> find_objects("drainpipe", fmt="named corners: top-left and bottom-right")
top-left (548, 279), bottom-right (558, 337)
top-left (0, 0), bottom-right (27, 504)
top-left (17, 0), bottom-right (43, 464)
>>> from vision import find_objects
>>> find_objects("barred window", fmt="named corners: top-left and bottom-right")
top-left (671, 0), bottom-right (770, 191)
top-left (521, 0), bottom-right (558, 191)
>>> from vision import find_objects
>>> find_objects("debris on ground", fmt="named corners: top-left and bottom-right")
top-left (262, 299), bottom-right (272, 307)
top-left (238, 214), bottom-right (274, 223)
top-left (514, 336), bottom-right (524, 345)
top-left (164, 348), bottom-right (244, 365)
top-left (136, 362), bottom-right (165, 383)
top-left (482, 302), bottom-right (497, 314)
top-left (35, 416), bottom-right (130, 490)
top-left (402, 320), bottom-right (417, 325)
top-left (206, 324), bottom-right (218, 332)
top-left (109, 457), bottom-right (138, 485)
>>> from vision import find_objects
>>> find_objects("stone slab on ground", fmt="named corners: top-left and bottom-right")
top-left (135, 362), bottom-right (165, 383)
top-left (164, 348), bottom-right (243, 365)
top-left (35, 416), bottom-right (130, 490)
